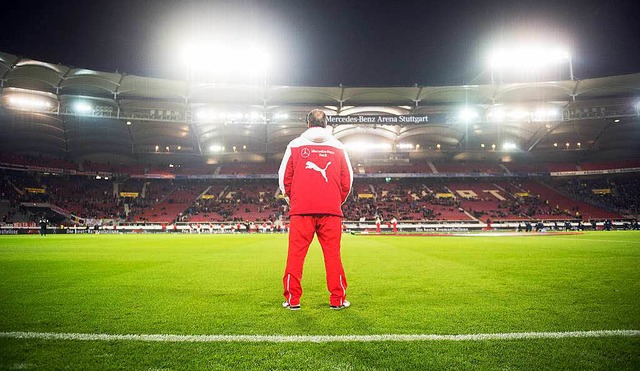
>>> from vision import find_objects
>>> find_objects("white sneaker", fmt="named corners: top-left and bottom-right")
top-left (330, 300), bottom-right (350, 310)
top-left (282, 301), bottom-right (300, 310)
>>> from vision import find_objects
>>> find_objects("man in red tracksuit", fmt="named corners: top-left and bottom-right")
top-left (279, 109), bottom-right (353, 310)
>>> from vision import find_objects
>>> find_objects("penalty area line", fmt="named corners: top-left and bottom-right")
top-left (0, 330), bottom-right (638, 343)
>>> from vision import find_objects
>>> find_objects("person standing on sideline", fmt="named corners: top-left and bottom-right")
top-left (278, 109), bottom-right (353, 310)
top-left (39, 216), bottom-right (48, 236)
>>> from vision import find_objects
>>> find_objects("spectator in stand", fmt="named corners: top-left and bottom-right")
top-left (278, 109), bottom-right (353, 311)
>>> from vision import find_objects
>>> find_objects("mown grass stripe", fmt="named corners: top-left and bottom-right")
top-left (1, 330), bottom-right (638, 343)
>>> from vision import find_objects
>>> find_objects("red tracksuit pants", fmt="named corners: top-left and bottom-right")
top-left (283, 215), bottom-right (347, 307)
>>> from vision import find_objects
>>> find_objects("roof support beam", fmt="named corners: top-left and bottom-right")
top-left (186, 97), bottom-right (202, 155)
top-left (589, 120), bottom-right (615, 150)
top-left (526, 122), bottom-right (563, 152)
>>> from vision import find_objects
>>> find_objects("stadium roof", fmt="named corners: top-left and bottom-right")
top-left (1, 51), bottom-right (639, 164)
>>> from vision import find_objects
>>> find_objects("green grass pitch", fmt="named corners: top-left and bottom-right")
top-left (1, 232), bottom-right (639, 370)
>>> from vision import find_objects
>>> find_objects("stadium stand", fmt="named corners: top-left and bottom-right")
top-left (2, 157), bottom-right (638, 225)
top-left (553, 176), bottom-right (640, 215)
top-left (0, 153), bottom-right (78, 171)
top-left (579, 159), bottom-right (640, 171)
top-left (218, 163), bottom-right (280, 175)
top-left (447, 182), bottom-right (524, 220)
top-left (182, 182), bottom-right (229, 222)
top-left (39, 175), bottom-right (121, 220)
top-left (546, 163), bottom-right (580, 172)
top-left (126, 181), bottom-right (206, 223)
top-left (502, 163), bottom-right (551, 174)
top-left (517, 181), bottom-right (621, 220)
top-left (432, 163), bottom-right (506, 174)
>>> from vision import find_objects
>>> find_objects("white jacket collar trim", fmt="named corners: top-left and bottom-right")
top-left (301, 127), bottom-right (332, 143)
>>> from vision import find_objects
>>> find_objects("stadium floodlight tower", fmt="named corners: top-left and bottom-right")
top-left (489, 44), bottom-right (573, 83)
top-left (182, 42), bottom-right (270, 86)
top-left (181, 41), bottom-right (271, 154)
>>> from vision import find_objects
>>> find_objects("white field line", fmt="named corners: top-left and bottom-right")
top-left (0, 330), bottom-right (638, 343)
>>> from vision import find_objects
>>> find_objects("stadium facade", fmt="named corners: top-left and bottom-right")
top-left (0, 51), bottom-right (639, 231)
top-left (1, 51), bottom-right (639, 164)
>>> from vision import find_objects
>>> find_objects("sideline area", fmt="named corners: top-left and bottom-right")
top-left (357, 231), bottom-right (585, 237)
top-left (1, 330), bottom-right (638, 343)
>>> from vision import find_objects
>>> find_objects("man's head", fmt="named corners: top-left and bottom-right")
top-left (307, 109), bottom-right (328, 128)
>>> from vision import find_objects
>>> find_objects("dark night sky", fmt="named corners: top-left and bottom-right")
top-left (1, 0), bottom-right (638, 86)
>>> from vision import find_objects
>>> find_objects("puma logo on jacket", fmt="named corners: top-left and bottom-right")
top-left (278, 127), bottom-right (353, 216)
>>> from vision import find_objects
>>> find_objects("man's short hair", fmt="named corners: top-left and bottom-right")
top-left (307, 109), bottom-right (328, 128)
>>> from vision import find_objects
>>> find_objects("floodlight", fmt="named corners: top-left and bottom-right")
top-left (196, 110), bottom-right (214, 121)
top-left (182, 41), bottom-right (270, 82)
top-left (490, 45), bottom-right (570, 69)
top-left (345, 142), bottom-right (392, 152)
top-left (489, 44), bottom-right (574, 81)
top-left (234, 46), bottom-right (269, 73)
top-left (126, 121), bottom-right (132, 125)
top-left (6, 95), bottom-right (52, 110)
top-left (74, 102), bottom-right (92, 113)
top-left (508, 109), bottom-right (529, 121)
top-left (502, 142), bottom-right (517, 151)
top-left (374, 143), bottom-right (392, 151)
top-left (397, 143), bottom-right (414, 150)
top-left (198, 110), bottom-right (266, 123)
top-left (487, 108), bottom-right (505, 122)
top-left (183, 42), bottom-right (228, 71)
top-left (254, 48), bottom-right (270, 71)
top-left (533, 107), bottom-right (560, 122)
top-left (210, 145), bottom-right (224, 153)
top-left (458, 107), bottom-right (478, 122)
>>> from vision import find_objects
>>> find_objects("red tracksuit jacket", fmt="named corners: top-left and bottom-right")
top-left (278, 127), bottom-right (353, 216)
